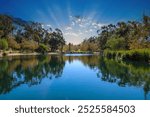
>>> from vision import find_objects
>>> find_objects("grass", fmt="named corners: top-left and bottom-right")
top-left (103, 49), bottom-right (150, 62)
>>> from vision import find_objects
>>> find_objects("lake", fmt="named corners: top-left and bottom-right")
top-left (0, 55), bottom-right (150, 100)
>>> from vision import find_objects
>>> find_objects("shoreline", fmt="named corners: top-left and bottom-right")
top-left (0, 52), bottom-right (59, 57)
top-left (0, 51), bottom-right (100, 57)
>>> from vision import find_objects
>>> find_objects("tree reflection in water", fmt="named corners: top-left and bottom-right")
top-left (97, 58), bottom-right (150, 100)
top-left (0, 55), bottom-right (65, 94)
top-left (63, 55), bottom-right (150, 99)
top-left (0, 55), bottom-right (150, 99)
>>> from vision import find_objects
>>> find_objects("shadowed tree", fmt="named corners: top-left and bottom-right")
top-left (0, 15), bottom-right (14, 38)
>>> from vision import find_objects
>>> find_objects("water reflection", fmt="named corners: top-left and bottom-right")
top-left (0, 55), bottom-right (149, 99)
top-left (0, 55), bottom-right (65, 94)
top-left (97, 58), bottom-right (150, 99)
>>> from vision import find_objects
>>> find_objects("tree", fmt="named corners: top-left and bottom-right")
top-left (68, 43), bottom-right (72, 52)
top-left (106, 36), bottom-right (126, 50)
top-left (21, 39), bottom-right (39, 51)
top-left (0, 15), bottom-right (13, 38)
top-left (7, 37), bottom-right (20, 50)
top-left (97, 25), bottom-right (111, 50)
top-left (23, 22), bottom-right (44, 44)
top-left (48, 28), bottom-right (65, 52)
top-left (96, 15), bottom-right (150, 51)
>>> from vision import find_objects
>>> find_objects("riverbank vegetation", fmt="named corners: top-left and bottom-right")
top-left (103, 49), bottom-right (150, 62)
top-left (0, 14), bottom-right (65, 55)
top-left (64, 15), bottom-right (150, 61)
top-left (0, 14), bottom-right (150, 62)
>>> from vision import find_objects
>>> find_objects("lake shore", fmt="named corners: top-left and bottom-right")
top-left (103, 49), bottom-right (150, 63)
top-left (0, 51), bottom-right (100, 57)
top-left (0, 51), bottom-right (59, 57)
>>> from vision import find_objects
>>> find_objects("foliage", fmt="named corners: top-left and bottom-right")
top-left (97, 57), bottom-right (150, 97)
top-left (106, 36), bottom-right (126, 50)
top-left (97, 15), bottom-right (150, 51)
top-left (7, 37), bottom-right (20, 50)
top-left (63, 37), bottom-right (99, 53)
top-left (0, 14), bottom-right (150, 58)
top-left (0, 14), bottom-right (65, 53)
top-left (48, 28), bottom-right (65, 52)
top-left (62, 15), bottom-right (150, 55)
top-left (37, 43), bottom-right (49, 53)
top-left (0, 55), bottom-right (65, 94)
top-left (0, 15), bottom-right (13, 38)
top-left (103, 49), bottom-right (150, 62)
top-left (0, 39), bottom-right (8, 50)
top-left (21, 39), bottom-right (39, 51)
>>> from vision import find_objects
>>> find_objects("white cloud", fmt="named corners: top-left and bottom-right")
top-left (79, 32), bottom-right (83, 35)
top-left (64, 32), bottom-right (78, 37)
top-left (41, 24), bottom-right (44, 28)
top-left (92, 22), bottom-right (97, 26)
top-left (71, 21), bottom-right (75, 26)
top-left (46, 24), bottom-right (51, 27)
top-left (94, 25), bottom-right (98, 29)
top-left (77, 18), bottom-right (81, 22)
top-left (98, 23), bottom-right (103, 27)
top-left (41, 24), bottom-right (52, 29)
top-left (36, 5), bottom-right (105, 44)
top-left (65, 26), bottom-right (72, 30)
top-left (79, 24), bottom-right (84, 27)
top-left (62, 16), bottom-right (105, 44)
top-left (89, 29), bottom-right (93, 32)
top-left (69, 15), bottom-right (73, 19)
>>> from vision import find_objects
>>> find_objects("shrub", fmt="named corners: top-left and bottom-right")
top-left (0, 39), bottom-right (8, 50)
top-left (7, 37), bottom-right (20, 50)
top-left (104, 49), bottom-right (150, 62)
top-left (37, 44), bottom-right (49, 53)
top-left (2, 52), bottom-right (7, 56)
top-left (106, 36), bottom-right (126, 50)
top-left (21, 39), bottom-right (39, 51)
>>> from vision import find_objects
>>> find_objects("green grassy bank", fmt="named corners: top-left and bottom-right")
top-left (103, 49), bottom-right (150, 62)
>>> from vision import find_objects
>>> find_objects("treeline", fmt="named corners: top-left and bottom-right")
top-left (63, 36), bottom-right (99, 53)
top-left (0, 14), bottom-right (65, 53)
top-left (66, 15), bottom-right (150, 52)
top-left (0, 14), bottom-right (150, 59)
top-left (97, 15), bottom-right (150, 51)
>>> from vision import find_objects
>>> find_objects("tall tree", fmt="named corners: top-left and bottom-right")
top-left (0, 15), bottom-right (13, 38)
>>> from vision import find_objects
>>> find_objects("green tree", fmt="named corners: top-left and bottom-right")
top-left (7, 37), bottom-right (20, 50)
top-left (48, 28), bottom-right (65, 52)
top-left (21, 39), bottom-right (39, 51)
top-left (106, 36), bottom-right (126, 50)
top-left (0, 15), bottom-right (13, 38)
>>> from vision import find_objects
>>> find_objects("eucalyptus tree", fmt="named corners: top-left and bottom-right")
top-left (0, 15), bottom-right (14, 38)
top-left (48, 28), bottom-right (65, 52)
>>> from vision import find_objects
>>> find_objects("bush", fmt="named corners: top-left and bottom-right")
top-left (0, 39), bottom-right (8, 50)
top-left (104, 49), bottom-right (150, 62)
top-left (21, 39), bottom-right (39, 51)
top-left (7, 37), bottom-right (20, 50)
top-left (2, 52), bottom-right (7, 56)
top-left (37, 44), bottom-right (49, 53)
top-left (106, 36), bottom-right (126, 50)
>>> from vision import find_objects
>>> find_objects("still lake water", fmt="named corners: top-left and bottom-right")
top-left (0, 55), bottom-right (150, 100)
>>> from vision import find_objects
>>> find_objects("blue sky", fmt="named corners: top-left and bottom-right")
top-left (0, 0), bottom-right (150, 44)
